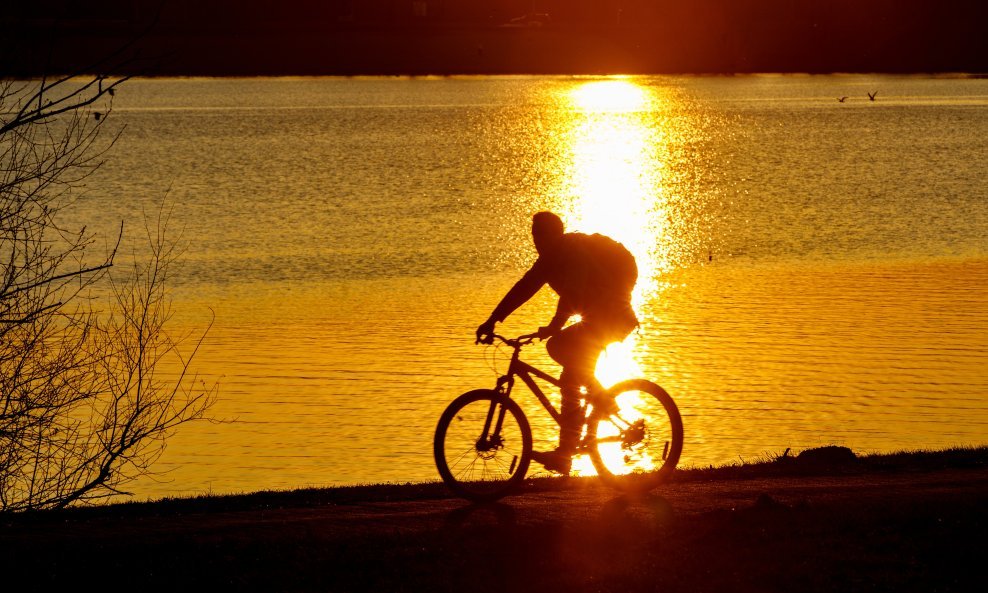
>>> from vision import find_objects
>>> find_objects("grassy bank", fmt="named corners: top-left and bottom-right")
top-left (7, 445), bottom-right (986, 520)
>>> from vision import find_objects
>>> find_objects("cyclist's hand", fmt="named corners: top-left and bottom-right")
top-left (476, 320), bottom-right (496, 345)
top-left (537, 326), bottom-right (556, 340)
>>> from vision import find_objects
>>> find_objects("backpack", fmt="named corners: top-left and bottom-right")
top-left (583, 233), bottom-right (638, 294)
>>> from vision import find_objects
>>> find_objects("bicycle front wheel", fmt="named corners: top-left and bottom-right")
top-left (434, 389), bottom-right (532, 502)
top-left (586, 379), bottom-right (683, 493)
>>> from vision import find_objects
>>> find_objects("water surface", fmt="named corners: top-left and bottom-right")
top-left (76, 75), bottom-right (988, 499)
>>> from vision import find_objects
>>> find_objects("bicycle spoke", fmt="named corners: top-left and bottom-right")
top-left (490, 453), bottom-right (516, 479)
top-left (447, 446), bottom-right (480, 476)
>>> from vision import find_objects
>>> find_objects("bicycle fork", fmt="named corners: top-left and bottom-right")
top-left (478, 395), bottom-right (519, 475)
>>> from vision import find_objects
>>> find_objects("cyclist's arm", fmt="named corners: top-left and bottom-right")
top-left (542, 296), bottom-right (573, 336)
top-left (487, 262), bottom-right (546, 324)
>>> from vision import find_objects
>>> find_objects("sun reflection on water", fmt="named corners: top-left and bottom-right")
top-left (553, 78), bottom-right (697, 475)
top-left (569, 79), bottom-right (650, 113)
top-left (553, 79), bottom-right (697, 385)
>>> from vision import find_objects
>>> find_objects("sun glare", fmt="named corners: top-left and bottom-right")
top-left (570, 79), bottom-right (650, 113)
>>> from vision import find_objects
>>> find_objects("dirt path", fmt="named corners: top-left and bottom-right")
top-left (3, 466), bottom-right (986, 591)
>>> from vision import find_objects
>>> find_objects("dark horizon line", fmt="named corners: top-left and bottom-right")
top-left (4, 39), bottom-right (986, 79)
top-left (8, 70), bottom-right (988, 79)
top-left (4, 14), bottom-right (987, 79)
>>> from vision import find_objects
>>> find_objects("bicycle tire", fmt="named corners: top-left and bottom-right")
top-left (434, 389), bottom-right (533, 502)
top-left (586, 379), bottom-right (683, 493)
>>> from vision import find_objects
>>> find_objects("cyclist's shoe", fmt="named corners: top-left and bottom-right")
top-left (531, 449), bottom-right (573, 475)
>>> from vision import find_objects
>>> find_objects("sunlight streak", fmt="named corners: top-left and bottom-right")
top-left (557, 79), bottom-right (668, 384)
top-left (544, 78), bottom-right (707, 476)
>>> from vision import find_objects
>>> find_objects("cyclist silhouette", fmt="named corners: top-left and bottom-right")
top-left (476, 211), bottom-right (638, 474)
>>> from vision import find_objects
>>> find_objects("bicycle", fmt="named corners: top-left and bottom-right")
top-left (434, 333), bottom-right (683, 502)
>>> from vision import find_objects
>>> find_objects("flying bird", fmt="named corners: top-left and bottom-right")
top-left (867, 91), bottom-right (878, 101)
top-left (837, 96), bottom-right (848, 103)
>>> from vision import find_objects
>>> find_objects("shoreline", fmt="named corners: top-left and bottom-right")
top-left (6, 445), bottom-right (983, 517)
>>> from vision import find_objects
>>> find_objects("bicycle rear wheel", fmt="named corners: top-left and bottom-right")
top-left (434, 389), bottom-right (532, 502)
top-left (586, 379), bottom-right (683, 493)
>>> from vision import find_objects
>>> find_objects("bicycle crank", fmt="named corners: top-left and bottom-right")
top-left (621, 419), bottom-right (646, 448)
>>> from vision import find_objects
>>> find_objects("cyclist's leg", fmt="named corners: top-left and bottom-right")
top-left (549, 318), bottom-right (636, 418)
top-left (547, 324), bottom-right (605, 454)
top-left (556, 380), bottom-right (583, 454)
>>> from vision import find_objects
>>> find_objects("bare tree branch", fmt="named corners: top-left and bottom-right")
top-left (2, 68), bottom-right (215, 512)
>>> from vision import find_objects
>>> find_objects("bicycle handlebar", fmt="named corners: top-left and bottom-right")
top-left (489, 332), bottom-right (541, 348)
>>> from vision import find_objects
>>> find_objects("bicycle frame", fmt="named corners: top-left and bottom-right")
top-left (494, 337), bottom-right (564, 426)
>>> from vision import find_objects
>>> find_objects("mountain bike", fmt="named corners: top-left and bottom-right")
top-left (434, 333), bottom-right (683, 502)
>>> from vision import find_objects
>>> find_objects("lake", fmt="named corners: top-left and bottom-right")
top-left (74, 74), bottom-right (988, 500)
